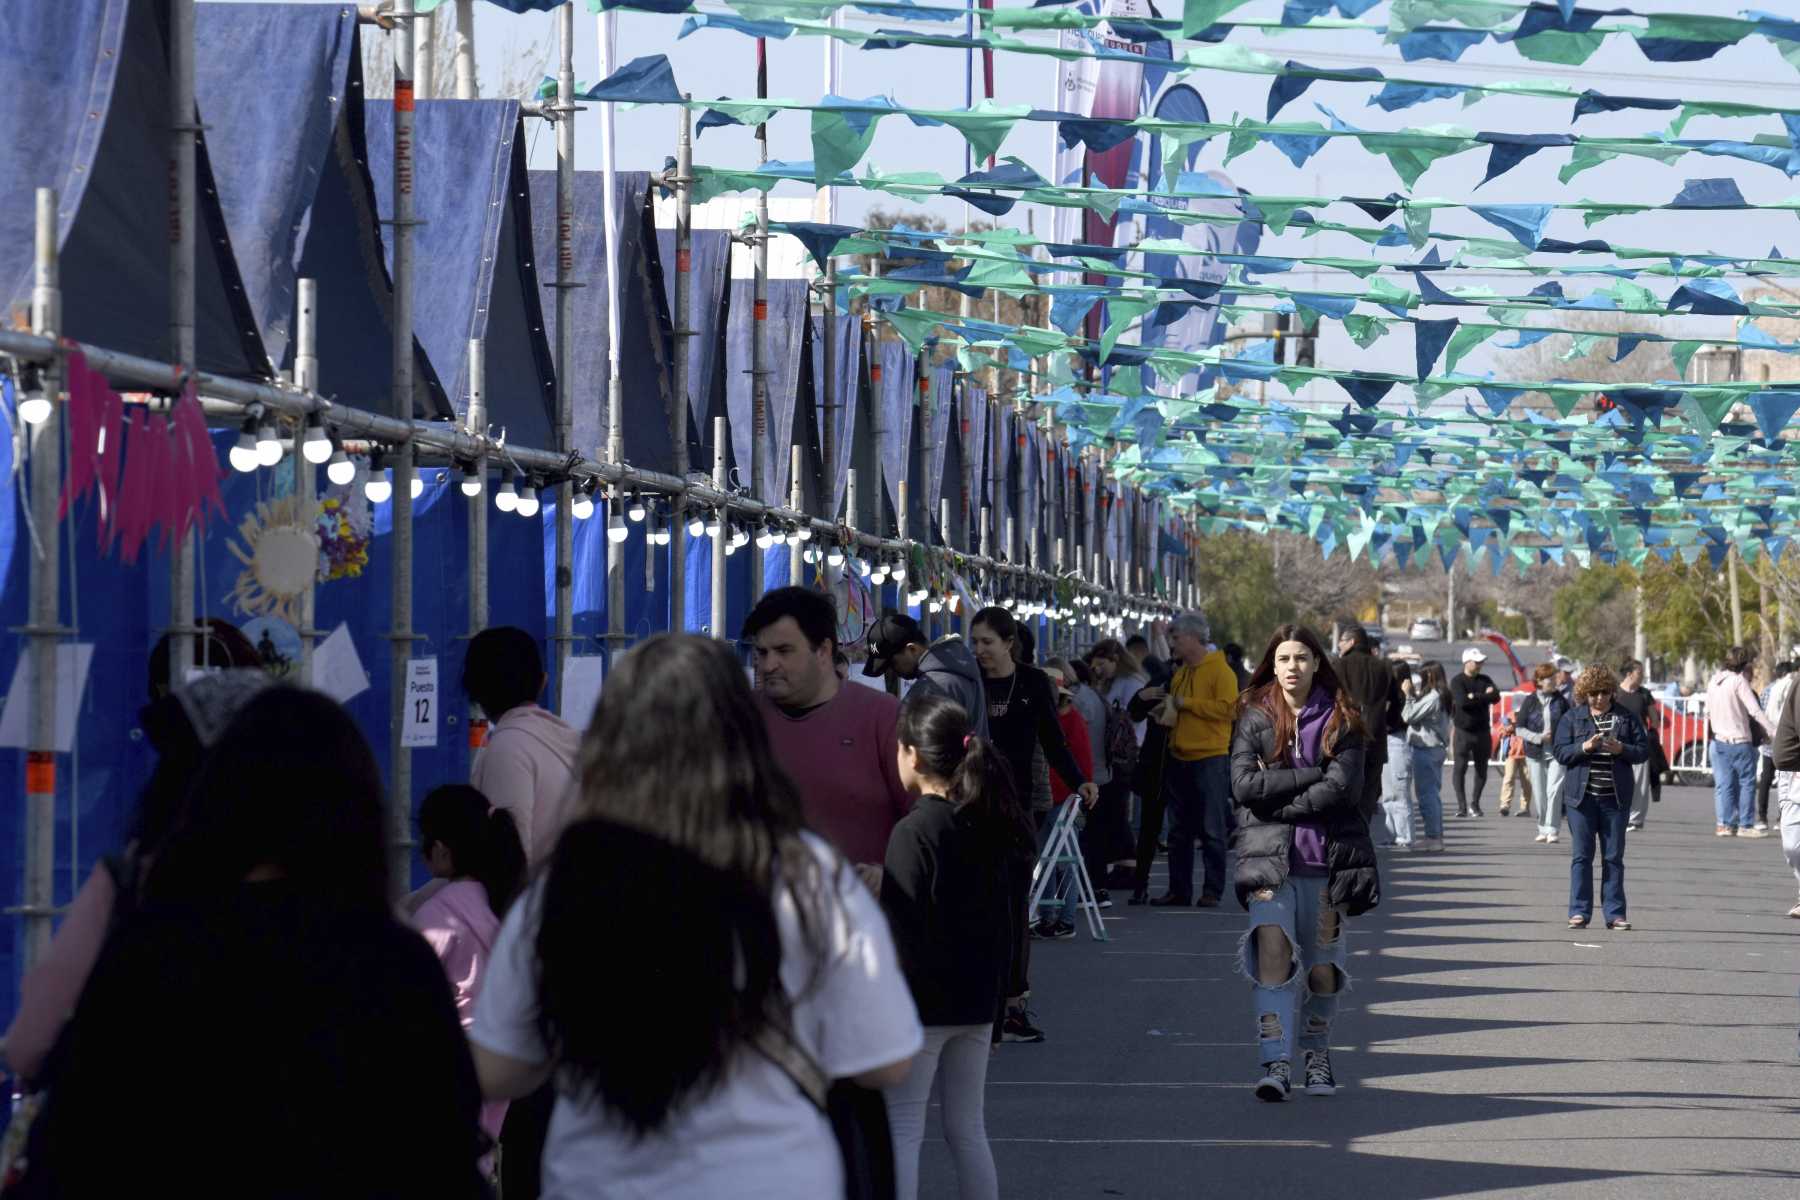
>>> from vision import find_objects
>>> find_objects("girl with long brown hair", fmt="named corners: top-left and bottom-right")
top-left (1229, 625), bottom-right (1380, 1102)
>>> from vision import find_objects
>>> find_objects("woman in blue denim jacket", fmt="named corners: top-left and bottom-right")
top-left (1553, 664), bottom-right (1650, 931)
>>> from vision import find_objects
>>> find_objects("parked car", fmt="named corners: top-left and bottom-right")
top-left (1409, 618), bottom-right (1443, 641)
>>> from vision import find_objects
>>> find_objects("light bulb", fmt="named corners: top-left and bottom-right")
top-left (495, 473), bottom-right (517, 513)
top-left (786, 528), bottom-right (803, 547)
top-left (871, 567), bottom-right (888, 585)
top-left (688, 513), bottom-right (707, 538)
top-left (255, 422), bottom-right (283, 466)
top-left (891, 562), bottom-right (906, 582)
top-left (302, 421), bottom-right (331, 464)
top-left (705, 513), bottom-right (722, 538)
top-left (756, 526), bottom-right (775, 550)
top-left (859, 557), bottom-right (873, 577)
top-left (650, 517), bottom-right (670, 546)
top-left (725, 537), bottom-right (739, 556)
top-left (627, 494), bottom-right (646, 522)
top-left (804, 546), bottom-right (820, 565)
top-left (16, 390), bottom-right (50, 425)
top-left (798, 526), bottom-right (813, 542)
top-left (732, 527), bottom-right (750, 549)
top-left (827, 547), bottom-right (845, 568)
top-left (928, 599), bottom-right (942, 614)
top-left (364, 474), bottom-right (392, 504)
top-left (515, 485), bottom-right (540, 518)
top-left (460, 465), bottom-right (482, 497)
top-left (571, 490), bottom-right (595, 520)
top-left (326, 448), bottom-right (354, 486)
top-left (229, 429), bottom-right (259, 473)
top-left (607, 513), bottom-right (629, 543)
top-left (409, 474), bottom-right (424, 500)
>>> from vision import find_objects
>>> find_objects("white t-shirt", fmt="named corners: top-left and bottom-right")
top-left (471, 834), bottom-right (923, 1200)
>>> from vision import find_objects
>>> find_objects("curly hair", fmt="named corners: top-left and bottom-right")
top-left (1573, 664), bottom-right (1619, 702)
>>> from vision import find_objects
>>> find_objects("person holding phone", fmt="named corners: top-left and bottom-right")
top-left (1553, 665), bottom-right (1650, 932)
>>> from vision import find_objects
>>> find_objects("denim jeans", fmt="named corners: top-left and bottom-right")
top-left (1565, 798), bottom-right (1628, 923)
top-left (1526, 755), bottom-right (1566, 837)
top-left (1165, 755), bottom-right (1230, 902)
top-left (1713, 741), bottom-right (1758, 829)
top-left (1409, 745), bottom-right (1447, 838)
top-left (1240, 877), bottom-right (1346, 1066)
top-left (1375, 734), bottom-right (1413, 846)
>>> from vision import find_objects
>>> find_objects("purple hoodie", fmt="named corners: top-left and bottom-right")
top-left (1290, 686), bottom-right (1334, 875)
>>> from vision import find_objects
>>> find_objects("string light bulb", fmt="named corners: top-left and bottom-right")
top-left (460, 462), bottom-right (483, 498)
top-left (229, 423), bottom-right (259, 473)
top-left (301, 414), bottom-right (331, 464)
top-left (571, 484), bottom-right (595, 521)
top-left (494, 471), bottom-right (517, 513)
top-left (255, 420), bottom-right (283, 467)
top-left (515, 482), bottom-right (540, 519)
top-left (326, 446), bottom-right (355, 487)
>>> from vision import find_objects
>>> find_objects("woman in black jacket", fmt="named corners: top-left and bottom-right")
top-left (1552, 664), bottom-right (1649, 931)
top-left (1230, 624), bottom-right (1379, 1103)
top-left (882, 692), bottom-right (1028, 1200)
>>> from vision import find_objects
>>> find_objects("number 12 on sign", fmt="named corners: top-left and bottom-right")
top-left (403, 658), bottom-right (439, 749)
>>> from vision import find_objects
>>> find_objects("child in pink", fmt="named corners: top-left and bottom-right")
top-left (409, 785), bottom-right (529, 1153)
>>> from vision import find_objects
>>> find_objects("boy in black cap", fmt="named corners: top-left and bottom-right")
top-left (863, 611), bottom-right (989, 740)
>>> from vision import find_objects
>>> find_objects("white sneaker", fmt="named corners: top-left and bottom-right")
top-left (1534, 833), bottom-right (1549, 843)
top-left (1546, 834), bottom-right (1559, 844)
top-left (1754, 823), bottom-right (1770, 832)
top-left (1788, 903), bottom-right (1800, 919)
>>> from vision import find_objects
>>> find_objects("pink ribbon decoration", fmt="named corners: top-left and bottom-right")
top-left (110, 407), bottom-right (153, 563)
top-left (56, 350), bottom-right (124, 534)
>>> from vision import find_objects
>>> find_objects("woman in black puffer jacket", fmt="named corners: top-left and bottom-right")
top-left (1229, 624), bottom-right (1379, 1104)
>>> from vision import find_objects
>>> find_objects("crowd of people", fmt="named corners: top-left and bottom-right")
top-left (6, 591), bottom-right (1800, 1196)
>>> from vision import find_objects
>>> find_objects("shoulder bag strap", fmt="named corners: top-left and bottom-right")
top-left (752, 1020), bottom-right (831, 1113)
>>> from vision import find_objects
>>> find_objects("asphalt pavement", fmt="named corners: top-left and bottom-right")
top-left (918, 782), bottom-right (1800, 1199)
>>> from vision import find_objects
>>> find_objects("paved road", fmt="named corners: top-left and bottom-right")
top-left (919, 784), bottom-right (1800, 1198)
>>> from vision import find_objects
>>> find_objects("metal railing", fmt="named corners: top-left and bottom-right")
top-left (1487, 691), bottom-right (1714, 778)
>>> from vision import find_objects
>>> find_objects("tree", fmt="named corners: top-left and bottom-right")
top-left (1552, 563), bottom-right (1636, 666)
top-left (1193, 531), bottom-right (1294, 650)
top-left (1268, 532), bottom-right (1380, 631)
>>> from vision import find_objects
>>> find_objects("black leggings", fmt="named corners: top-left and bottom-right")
top-left (1452, 731), bottom-right (1489, 813)
top-left (1758, 755), bottom-right (1777, 826)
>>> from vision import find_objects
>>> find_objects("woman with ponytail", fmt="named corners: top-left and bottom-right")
top-left (881, 692), bottom-right (1028, 1200)
top-left (414, 785), bottom-right (529, 1152)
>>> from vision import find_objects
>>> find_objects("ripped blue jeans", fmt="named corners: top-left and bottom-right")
top-left (1239, 876), bottom-right (1347, 1066)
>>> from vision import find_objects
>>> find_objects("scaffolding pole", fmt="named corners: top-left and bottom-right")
top-left (451, 0), bottom-right (476, 99)
top-left (790, 445), bottom-right (805, 585)
top-left (294, 279), bottom-right (319, 679)
top-left (22, 189), bottom-right (62, 970)
top-left (388, 0), bottom-right (419, 901)
top-left (669, 101), bottom-right (693, 632)
top-left (413, 4), bottom-right (435, 100)
top-left (169, 0), bottom-right (197, 691)
top-left (467, 336), bottom-right (489, 743)
top-left (600, 6), bottom-right (626, 662)
top-left (750, 38), bottom-right (770, 601)
top-left (554, 1), bottom-right (576, 686)
top-left (711, 416), bottom-right (729, 638)
top-left (0, 328), bottom-right (1179, 627)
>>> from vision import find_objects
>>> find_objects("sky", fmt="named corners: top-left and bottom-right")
top-left (246, 0), bottom-right (1800, 399)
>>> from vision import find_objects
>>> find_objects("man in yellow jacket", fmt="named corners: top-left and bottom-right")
top-left (1146, 611), bottom-right (1240, 907)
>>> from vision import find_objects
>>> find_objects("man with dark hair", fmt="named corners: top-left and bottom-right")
top-left (862, 611), bottom-right (987, 739)
top-left (1127, 633), bottom-right (1169, 684)
top-left (745, 587), bottom-right (909, 866)
top-left (1336, 621), bottom-right (1405, 836)
top-left (1614, 659), bottom-right (1656, 831)
top-left (463, 626), bottom-right (582, 867)
top-left (1223, 643), bottom-right (1251, 691)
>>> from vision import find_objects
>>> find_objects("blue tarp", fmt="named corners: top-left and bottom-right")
top-left (655, 228), bottom-right (733, 457)
top-left (810, 313), bottom-right (861, 519)
top-left (197, 2), bottom-right (446, 419)
top-left (727, 279), bottom-right (809, 504)
top-left (876, 339), bottom-right (914, 524)
top-left (366, 100), bottom-right (555, 442)
top-left (0, 0), bottom-right (265, 378)
top-left (532, 170), bottom-right (676, 471)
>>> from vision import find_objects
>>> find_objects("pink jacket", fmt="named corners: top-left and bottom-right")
top-left (412, 879), bottom-right (508, 1141)
top-left (472, 704), bottom-right (582, 866)
top-left (1705, 670), bottom-right (1774, 744)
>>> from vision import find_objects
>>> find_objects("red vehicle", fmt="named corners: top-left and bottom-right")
top-left (1478, 632), bottom-right (1707, 773)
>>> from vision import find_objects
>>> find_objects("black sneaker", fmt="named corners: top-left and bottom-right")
top-left (1095, 889), bottom-right (1113, 909)
top-left (1030, 918), bottom-right (1074, 940)
top-left (1303, 1049), bottom-right (1337, 1097)
top-left (1002, 1009), bottom-right (1046, 1043)
top-left (1255, 1059), bottom-right (1291, 1102)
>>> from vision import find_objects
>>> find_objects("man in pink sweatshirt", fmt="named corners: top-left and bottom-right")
top-left (463, 627), bottom-right (584, 866)
top-left (745, 587), bottom-right (911, 868)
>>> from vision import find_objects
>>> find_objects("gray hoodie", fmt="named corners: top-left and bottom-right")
top-left (907, 636), bottom-right (990, 740)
